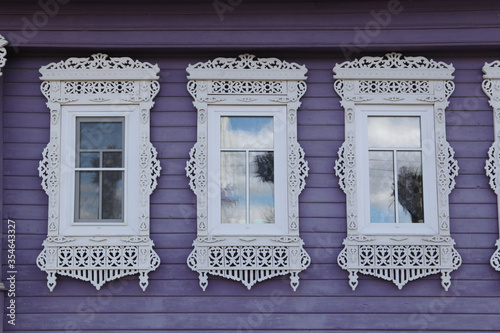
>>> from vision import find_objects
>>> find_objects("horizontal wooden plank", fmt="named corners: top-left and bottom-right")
top-left (16, 294), bottom-right (500, 315)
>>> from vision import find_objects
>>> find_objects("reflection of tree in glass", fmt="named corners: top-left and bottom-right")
top-left (395, 166), bottom-right (423, 223)
top-left (254, 152), bottom-right (274, 183)
top-left (262, 207), bottom-right (275, 223)
top-left (254, 152), bottom-right (275, 223)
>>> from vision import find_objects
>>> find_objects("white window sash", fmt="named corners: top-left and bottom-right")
top-left (59, 105), bottom-right (141, 236)
top-left (355, 105), bottom-right (438, 235)
top-left (207, 105), bottom-right (288, 236)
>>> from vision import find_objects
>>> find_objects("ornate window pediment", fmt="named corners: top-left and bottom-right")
top-left (482, 61), bottom-right (500, 272)
top-left (333, 52), bottom-right (461, 290)
top-left (36, 53), bottom-right (161, 291)
top-left (0, 35), bottom-right (7, 75)
top-left (186, 54), bottom-right (310, 290)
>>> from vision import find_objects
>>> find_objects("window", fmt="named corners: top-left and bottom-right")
top-left (36, 54), bottom-right (161, 291)
top-left (482, 61), bottom-right (500, 272)
top-left (208, 106), bottom-right (287, 236)
top-left (186, 54), bottom-right (310, 290)
top-left (75, 117), bottom-right (125, 223)
top-left (333, 52), bottom-right (461, 290)
top-left (356, 106), bottom-right (438, 236)
top-left (220, 116), bottom-right (275, 225)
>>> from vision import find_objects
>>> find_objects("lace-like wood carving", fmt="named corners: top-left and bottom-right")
top-left (482, 61), bottom-right (500, 272)
top-left (333, 52), bottom-right (461, 290)
top-left (0, 35), bottom-right (7, 75)
top-left (186, 54), bottom-right (310, 290)
top-left (37, 54), bottom-right (161, 291)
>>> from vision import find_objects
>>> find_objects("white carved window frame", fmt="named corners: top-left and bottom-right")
top-left (0, 35), bottom-right (7, 75)
top-left (36, 53), bottom-right (161, 291)
top-left (482, 61), bottom-right (500, 272)
top-left (333, 52), bottom-right (461, 290)
top-left (185, 54), bottom-right (311, 291)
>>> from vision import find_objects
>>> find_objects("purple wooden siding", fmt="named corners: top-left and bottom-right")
top-left (2, 0), bottom-right (500, 332)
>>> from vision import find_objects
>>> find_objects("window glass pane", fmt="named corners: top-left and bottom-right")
top-left (102, 171), bottom-right (123, 220)
top-left (369, 151), bottom-right (395, 223)
top-left (80, 122), bottom-right (123, 150)
top-left (80, 152), bottom-right (100, 168)
top-left (78, 171), bottom-right (99, 220)
top-left (103, 152), bottom-right (123, 168)
top-left (221, 116), bottom-right (274, 149)
top-left (368, 116), bottom-right (421, 148)
top-left (397, 151), bottom-right (424, 223)
top-left (249, 152), bottom-right (275, 224)
top-left (221, 152), bottom-right (246, 223)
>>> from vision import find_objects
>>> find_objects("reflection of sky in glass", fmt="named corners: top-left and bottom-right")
top-left (369, 151), bottom-right (395, 223)
top-left (221, 152), bottom-right (247, 224)
top-left (368, 116), bottom-right (424, 224)
top-left (80, 122), bottom-right (122, 150)
top-left (220, 116), bottom-right (275, 224)
top-left (368, 116), bottom-right (420, 148)
top-left (221, 116), bottom-right (273, 149)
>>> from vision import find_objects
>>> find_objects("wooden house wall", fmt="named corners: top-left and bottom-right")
top-left (1, 0), bottom-right (500, 331)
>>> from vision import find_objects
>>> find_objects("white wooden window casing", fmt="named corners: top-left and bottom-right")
top-left (0, 35), bottom-right (7, 75)
top-left (333, 52), bottom-right (461, 290)
top-left (186, 54), bottom-right (311, 291)
top-left (482, 61), bottom-right (500, 272)
top-left (36, 54), bottom-right (161, 291)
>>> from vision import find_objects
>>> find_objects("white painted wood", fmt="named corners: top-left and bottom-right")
top-left (333, 52), bottom-right (461, 290)
top-left (186, 54), bottom-right (310, 290)
top-left (0, 35), bottom-right (7, 75)
top-left (482, 61), bottom-right (500, 272)
top-left (36, 53), bottom-right (161, 291)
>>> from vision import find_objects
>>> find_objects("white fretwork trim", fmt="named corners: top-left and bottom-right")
top-left (490, 240), bottom-right (500, 271)
top-left (37, 54), bottom-right (161, 291)
top-left (334, 52), bottom-right (454, 80)
top-left (187, 239), bottom-right (311, 291)
top-left (333, 53), bottom-right (461, 290)
top-left (186, 54), bottom-right (310, 290)
top-left (0, 35), bottom-right (7, 76)
top-left (189, 53), bottom-right (304, 70)
top-left (36, 243), bottom-right (160, 291)
top-left (482, 61), bottom-right (500, 273)
top-left (337, 243), bottom-right (461, 290)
